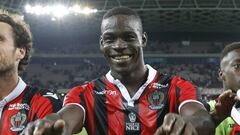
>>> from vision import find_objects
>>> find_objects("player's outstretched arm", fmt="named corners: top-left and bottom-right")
top-left (21, 104), bottom-right (84, 135)
top-left (155, 102), bottom-right (215, 135)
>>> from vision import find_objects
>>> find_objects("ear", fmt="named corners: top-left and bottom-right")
top-left (16, 47), bottom-right (26, 60)
top-left (218, 68), bottom-right (225, 81)
top-left (99, 35), bottom-right (104, 52)
top-left (141, 32), bottom-right (147, 47)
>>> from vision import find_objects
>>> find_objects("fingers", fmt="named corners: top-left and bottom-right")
top-left (181, 122), bottom-right (198, 135)
top-left (20, 119), bottom-right (65, 135)
top-left (216, 89), bottom-right (236, 109)
top-left (53, 119), bottom-right (65, 134)
top-left (33, 120), bottom-right (51, 135)
top-left (21, 122), bottom-right (34, 135)
top-left (154, 114), bottom-right (197, 135)
top-left (154, 114), bottom-right (177, 135)
top-left (162, 114), bottom-right (176, 133)
top-left (218, 89), bottom-right (234, 102)
top-left (154, 126), bottom-right (163, 135)
top-left (169, 117), bottom-right (186, 135)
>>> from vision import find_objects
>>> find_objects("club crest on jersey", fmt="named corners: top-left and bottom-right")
top-left (10, 112), bottom-right (26, 132)
top-left (125, 112), bottom-right (140, 131)
top-left (148, 90), bottom-right (165, 110)
top-left (150, 83), bottom-right (168, 89)
top-left (129, 112), bottom-right (136, 123)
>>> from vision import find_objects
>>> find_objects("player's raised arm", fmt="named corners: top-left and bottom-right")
top-left (154, 76), bottom-right (216, 135)
top-left (155, 102), bottom-right (215, 135)
top-left (21, 104), bottom-right (84, 135)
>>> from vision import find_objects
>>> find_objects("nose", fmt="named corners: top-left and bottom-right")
top-left (112, 39), bottom-right (127, 50)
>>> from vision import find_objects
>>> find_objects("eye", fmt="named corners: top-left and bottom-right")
top-left (127, 36), bottom-right (136, 41)
top-left (102, 35), bottom-right (115, 44)
top-left (0, 35), bottom-right (5, 41)
top-left (124, 34), bottom-right (137, 42)
top-left (103, 38), bottom-right (114, 44)
top-left (233, 64), bottom-right (240, 70)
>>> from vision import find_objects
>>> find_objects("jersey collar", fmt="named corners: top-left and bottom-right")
top-left (0, 77), bottom-right (26, 107)
top-left (106, 64), bottom-right (157, 107)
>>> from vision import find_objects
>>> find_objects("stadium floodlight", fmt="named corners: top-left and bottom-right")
top-left (24, 4), bottom-right (98, 18)
top-left (51, 17), bottom-right (56, 21)
top-left (25, 4), bottom-right (31, 13)
top-left (52, 5), bottom-right (69, 18)
top-left (82, 7), bottom-right (98, 15)
top-left (42, 6), bottom-right (52, 15)
top-left (69, 4), bottom-right (81, 13)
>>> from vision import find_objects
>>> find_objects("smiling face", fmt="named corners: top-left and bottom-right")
top-left (100, 15), bottom-right (147, 75)
top-left (220, 48), bottom-right (240, 92)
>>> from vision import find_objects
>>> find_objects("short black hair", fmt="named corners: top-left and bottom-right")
top-left (220, 42), bottom-right (240, 61)
top-left (103, 7), bottom-right (140, 20)
top-left (102, 7), bottom-right (143, 33)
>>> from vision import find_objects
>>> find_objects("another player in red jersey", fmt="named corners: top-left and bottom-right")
top-left (21, 7), bottom-right (217, 135)
top-left (0, 9), bottom-right (62, 135)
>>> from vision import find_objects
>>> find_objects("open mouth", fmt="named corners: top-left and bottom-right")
top-left (110, 55), bottom-right (132, 63)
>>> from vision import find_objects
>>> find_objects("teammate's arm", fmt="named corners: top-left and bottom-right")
top-left (21, 104), bottom-right (84, 135)
top-left (155, 77), bottom-right (216, 135)
top-left (155, 102), bottom-right (215, 135)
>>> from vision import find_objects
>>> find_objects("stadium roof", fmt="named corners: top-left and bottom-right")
top-left (1, 0), bottom-right (240, 33)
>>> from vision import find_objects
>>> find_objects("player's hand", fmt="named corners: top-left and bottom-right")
top-left (154, 113), bottom-right (197, 135)
top-left (214, 89), bottom-right (238, 121)
top-left (20, 119), bottom-right (65, 135)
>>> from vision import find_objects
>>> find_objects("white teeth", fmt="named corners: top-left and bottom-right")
top-left (114, 55), bottom-right (130, 60)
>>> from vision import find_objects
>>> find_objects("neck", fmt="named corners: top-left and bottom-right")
top-left (111, 64), bottom-right (148, 97)
top-left (0, 71), bottom-right (19, 100)
top-left (113, 64), bottom-right (147, 81)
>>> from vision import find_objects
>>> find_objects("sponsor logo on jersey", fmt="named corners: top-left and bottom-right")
top-left (150, 83), bottom-right (168, 89)
top-left (148, 90), bottom-right (165, 110)
top-left (10, 112), bottom-right (27, 132)
top-left (125, 112), bottom-right (140, 131)
top-left (8, 103), bottom-right (30, 110)
top-left (94, 89), bottom-right (117, 96)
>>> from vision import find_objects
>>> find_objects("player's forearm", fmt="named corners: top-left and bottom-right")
top-left (184, 110), bottom-right (215, 135)
top-left (58, 105), bottom-right (85, 134)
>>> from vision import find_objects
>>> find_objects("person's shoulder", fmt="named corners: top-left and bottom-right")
top-left (25, 85), bottom-right (60, 102)
top-left (169, 74), bottom-right (190, 84)
top-left (156, 69), bottom-right (189, 82)
top-left (68, 76), bottom-right (106, 94)
top-left (169, 74), bottom-right (196, 90)
top-left (27, 85), bottom-right (55, 95)
top-left (24, 86), bottom-right (62, 115)
top-left (69, 80), bottom-right (95, 94)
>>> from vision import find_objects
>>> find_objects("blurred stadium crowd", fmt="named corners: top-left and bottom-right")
top-left (32, 39), bottom-right (227, 54)
top-left (21, 40), bottom-right (228, 102)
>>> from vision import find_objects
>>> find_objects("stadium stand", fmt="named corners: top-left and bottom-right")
top-left (2, 0), bottom-right (240, 134)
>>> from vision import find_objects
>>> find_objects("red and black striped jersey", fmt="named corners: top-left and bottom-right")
top-left (0, 78), bottom-right (62, 135)
top-left (64, 65), bottom-right (202, 135)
